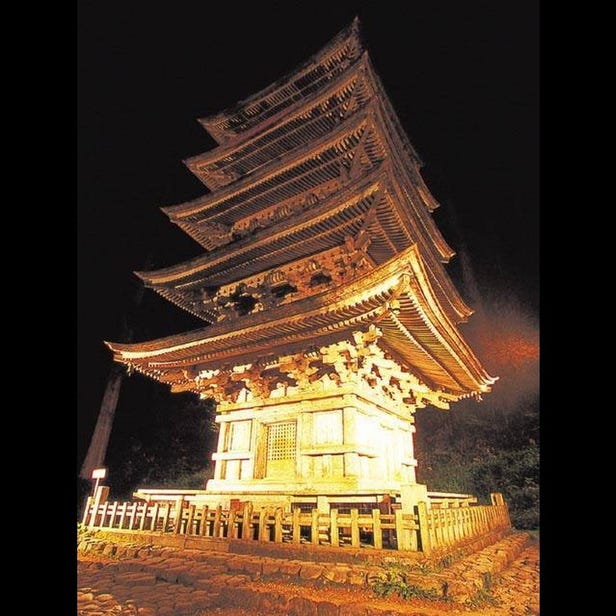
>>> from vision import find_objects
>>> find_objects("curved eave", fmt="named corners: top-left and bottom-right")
top-left (142, 162), bottom-right (472, 323)
top-left (184, 53), bottom-right (371, 190)
top-left (136, 177), bottom-right (383, 286)
top-left (163, 106), bottom-right (374, 222)
top-left (108, 245), bottom-right (495, 397)
top-left (165, 92), bottom-right (452, 269)
top-left (198, 17), bottom-right (363, 145)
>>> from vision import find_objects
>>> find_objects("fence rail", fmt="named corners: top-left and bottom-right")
top-left (82, 492), bottom-right (510, 554)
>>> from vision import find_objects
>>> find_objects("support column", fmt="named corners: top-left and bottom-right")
top-left (213, 421), bottom-right (228, 480)
top-left (399, 483), bottom-right (428, 513)
top-left (406, 425), bottom-right (418, 483)
top-left (316, 495), bottom-right (330, 513)
top-left (343, 406), bottom-right (360, 477)
top-left (89, 485), bottom-right (110, 528)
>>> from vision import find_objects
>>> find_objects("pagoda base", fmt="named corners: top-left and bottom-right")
top-left (205, 477), bottom-right (407, 495)
top-left (135, 482), bottom-right (429, 512)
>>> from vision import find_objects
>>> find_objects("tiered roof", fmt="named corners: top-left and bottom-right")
top-left (107, 18), bottom-right (495, 404)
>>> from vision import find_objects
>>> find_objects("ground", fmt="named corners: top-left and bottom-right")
top-left (77, 530), bottom-right (539, 615)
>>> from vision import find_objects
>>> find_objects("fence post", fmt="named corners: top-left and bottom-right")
top-left (372, 509), bottom-right (382, 550)
top-left (228, 508), bottom-right (237, 539)
top-left (98, 501), bottom-right (109, 529)
top-left (173, 496), bottom-right (185, 534)
top-left (89, 485), bottom-right (109, 528)
top-left (242, 502), bottom-right (253, 540)
top-left (350, 509), bottom-right (360, 548)
top-left (445, 509), bottom-right (454, 545)
top-left (186, 504), bottom-right (196, 535)
top-left (151, 503), bottom-right (160, 532)
top-left (416, 502), bottom-right (432, 555)
top-left (274, 507), bottom-right (283, 543)
top-left (311, 509), bottom-right (320, 545)
top-left (213, 505), bottom-right (222, 537)
top-left (138, 503), bottom-right (147, 530)
top-left (127, 503), bottom-right (137, 530)
top-left (330, 509), bottom-right (339, 547)
top-left (292, 508), bottom-right (301, 544)
top-left (258, 508), bottom-right (268, 541)
top-left (107, 501), bottom-right (118, 529)
top-left (82, 496), bottom-right (93, 525)
top-left (161, 503), bottom-right (171, 533)
top-left (200, 505), bottom-right (209, 536)
top-left (394, 509), bottom-right (409, 551)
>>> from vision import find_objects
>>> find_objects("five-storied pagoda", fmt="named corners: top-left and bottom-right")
top-left (106, 18), bottom-right (496, 510)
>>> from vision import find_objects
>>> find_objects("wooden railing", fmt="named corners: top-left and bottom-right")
top-left (82, 492), bottom-right (510, 554)
top-left (418, 493), bottom-right (510, 554)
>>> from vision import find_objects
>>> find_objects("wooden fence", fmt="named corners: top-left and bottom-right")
top-left (82, 492), bottom-right (510, 554)
top-left (418, 493), bottom-right (510, 554)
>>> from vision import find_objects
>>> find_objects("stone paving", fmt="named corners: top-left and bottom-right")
top-left (77, 529), bottom-right (539, 615)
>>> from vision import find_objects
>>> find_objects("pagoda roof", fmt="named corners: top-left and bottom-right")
top-left (166, 74), bottom-right (427, 238)
top-left (185, 50), bottom-right (425, 199)
top-left (198, 18), bottom-right (364, 145)
top-left (158, 103), bottom-right (453, 267)
top-left (184, 52), bottom-right (373, 191)
top-left (138, 167), bottom-right (472, 324)
top-left (107, 245), bottom-right (495, 400)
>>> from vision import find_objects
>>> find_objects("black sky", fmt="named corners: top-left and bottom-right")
top-left (78, 1), bottom-right (539, 468)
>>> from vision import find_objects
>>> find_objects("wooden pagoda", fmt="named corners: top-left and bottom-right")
top-left (106, 18), bottom-right (495, 509)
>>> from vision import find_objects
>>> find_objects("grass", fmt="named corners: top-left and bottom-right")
top-left (369, 564), bottom-right (444, 601)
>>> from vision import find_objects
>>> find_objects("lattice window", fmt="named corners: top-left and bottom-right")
top-left (267, 422), bottom-right (296, 461)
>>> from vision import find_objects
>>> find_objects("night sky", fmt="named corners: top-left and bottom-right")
top-left (78, 1), bottom-right (539, 469)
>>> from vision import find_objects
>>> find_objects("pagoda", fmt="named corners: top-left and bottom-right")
top-left (106, 19), bottom-right (496, 509)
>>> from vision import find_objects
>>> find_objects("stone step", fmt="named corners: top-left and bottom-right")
top-left (78, 528), bottom-right (537, 612)
top-left (438, 531), bottom-right (533, 602)
top-left (490, 540), bottom-right (540, 614)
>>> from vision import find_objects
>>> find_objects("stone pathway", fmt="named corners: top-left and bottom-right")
top-left (492, 542), bottom-right (540, 615)
top-left (77, 530), bottom-right (539, 615)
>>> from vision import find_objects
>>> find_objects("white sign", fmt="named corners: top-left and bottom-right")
top-left (91, 468), bottom-right (107, 479)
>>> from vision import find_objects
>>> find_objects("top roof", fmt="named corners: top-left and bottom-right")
top-left (199, 17), bottom-right (364, 145)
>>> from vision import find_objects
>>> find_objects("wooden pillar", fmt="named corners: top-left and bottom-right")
top-left (174, 496), bottom-right (184, 534)
top-left (138, 503), bottom-right (147, 530)
top-left (89, 485), bottom-right (109, 528)
top-left (213, 505), bottom-right (222, 537)
top-left (330, 509), bottom-right (339, 547)
top-left (151, 503), bottom-right (160, 532)
top-left (99, 502), bottom-right (109, 529)
top-left (274, 508), bottom-right (283, 543)
top-left (82, 497), bottom-right (93, 525)
top-left (292, 508), bottom-right (301, 544)
top-left (199, 505), bottom-right (209, 536)
top-left (416, 502), bottom-right (432, 555)
top-left (372, 509), bottom-right (382, 550)
top-left (161, 503), bottom-right (171, 533)
top-left (127, 503), bottom-right (137, 530)
top-left (343, 407), bottom-right (360, 477)
top-left (311, 509), bottom-right (320, 545)
top-left (242, 502), bottom-right (253, 540)
top-left (213, 422), bottom-right (228, 480)
top-left (394, 509), bottom-right (409, 551)
top-left (186, 504), bottom-right (196, 535)
top-left (228, 509), bottom-right (237, 539)
top-left (258, 508), bottom-right (268, 541)
top-left (118, 502), bottom-right (127, 530)
top-left (350, 509), bottom-right (360, 548)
